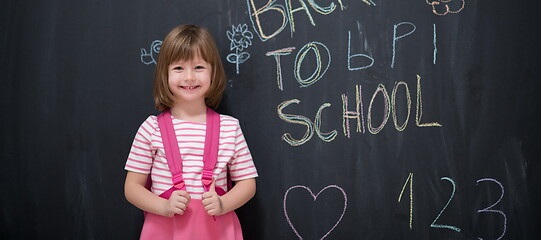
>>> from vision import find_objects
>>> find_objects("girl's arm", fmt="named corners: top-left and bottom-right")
top-left (221, 178), bottom-right (257, 213)
top-left (124, 171), bottom-right (190, 217)
top-left (202, 178), bottom-right (256, 216)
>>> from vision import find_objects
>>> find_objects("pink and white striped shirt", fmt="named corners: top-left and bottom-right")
top-left (125, 114), bottom-right (258, 199)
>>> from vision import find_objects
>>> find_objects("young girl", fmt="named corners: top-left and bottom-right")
top-left (124, 24), bottom-right (258, 239)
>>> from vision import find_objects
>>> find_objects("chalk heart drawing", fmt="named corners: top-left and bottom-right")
top-left (283, 185), bottom-right (348, 240)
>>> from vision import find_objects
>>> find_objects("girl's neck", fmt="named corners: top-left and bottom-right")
top-left (169, 102), bottom-right (207, 123)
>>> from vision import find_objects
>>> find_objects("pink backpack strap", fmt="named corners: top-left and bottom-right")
top-left (157, 110), bottom-right (185, 192)
top-left (201, 108), bottom-right (221, 193)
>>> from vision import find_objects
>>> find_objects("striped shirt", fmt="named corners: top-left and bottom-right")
top-left (125, 114), bottom-right (258, 199)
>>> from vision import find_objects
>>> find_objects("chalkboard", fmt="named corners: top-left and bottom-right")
top-left (1, 0), bottom-right (540, 239)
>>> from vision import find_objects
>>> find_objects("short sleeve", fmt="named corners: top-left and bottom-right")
top-left (125, 116), bottom-right (158, 174)
top-left (228, 120), bottom-right (258, 181)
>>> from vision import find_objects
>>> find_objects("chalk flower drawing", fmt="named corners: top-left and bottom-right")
top-left (425, 0), bottom-right (465, 16)
top-left (226, 24), bottom-right (253, 74)
top-left (140, 40), bottom-right (162, 65)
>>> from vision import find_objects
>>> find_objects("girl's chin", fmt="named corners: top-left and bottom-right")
top-left (173, 98), bottom-right (206, 106)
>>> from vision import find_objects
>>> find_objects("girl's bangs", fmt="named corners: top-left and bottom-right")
top-left (169, 36), bottom-right (212, 64)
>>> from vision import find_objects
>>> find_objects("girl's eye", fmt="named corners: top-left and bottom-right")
top-left (173, 66), bottom-right (183, 70)
top-left (195, 66), bottom-right (205, 70)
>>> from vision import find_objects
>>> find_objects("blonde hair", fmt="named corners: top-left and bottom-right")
top-left (153, 24), bottom-right (226, 110)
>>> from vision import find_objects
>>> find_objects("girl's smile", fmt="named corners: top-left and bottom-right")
top-left (181, 86), bottom-right (200, 90)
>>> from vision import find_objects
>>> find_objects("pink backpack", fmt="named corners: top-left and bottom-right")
top-left (148, 107), bottom-right (228, 199)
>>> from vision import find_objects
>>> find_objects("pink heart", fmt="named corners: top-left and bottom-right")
top-left (283, 185), bottom-right (348, 239)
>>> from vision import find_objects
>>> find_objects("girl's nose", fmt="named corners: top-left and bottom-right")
top-left (184, 70), bottom-right (195, 81)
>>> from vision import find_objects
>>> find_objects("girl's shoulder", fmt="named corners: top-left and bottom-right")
top-left (145, 114), bottom-right (159, 125)
top-left (138, 115), bottom-right (160, 133)
top-left (219, 114), bottom-right (241, 127)
top-left (219, 113), bottom-right (239, 122)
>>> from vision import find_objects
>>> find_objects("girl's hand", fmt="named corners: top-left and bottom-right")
top-left (201, 181), bottom-right (224, 216)
top-left (163, 190), bottom-right (191, 217)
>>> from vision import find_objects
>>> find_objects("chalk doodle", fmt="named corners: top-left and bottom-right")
top-left (226, 24), bottom-right (254, 74)
top-left (284, 185), bottom-right (348, 239)
top-left (140, 40), bottom-right (162, 65)
top-left (425, 0), bottom-right (465, 16)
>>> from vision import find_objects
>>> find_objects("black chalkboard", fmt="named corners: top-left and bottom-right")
top-left (1, 0), bottom-right (540, 239)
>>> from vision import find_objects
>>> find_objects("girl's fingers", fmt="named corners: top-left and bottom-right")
top-left (180, 190), bottom-right (191, 201)
top-left (203, 201), bottom-right (213, 210)
top-left (176, 208), bottom-right (184, 215)
top-left (175, 202), bottom-right (186, 210)
top-left (201, 192), bottom-right (212, 199)
top-left (172, 190), bottom-right (190, 204)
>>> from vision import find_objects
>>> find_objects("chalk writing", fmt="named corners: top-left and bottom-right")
top-left (341, 85), bottom-right (365, 138)
top-left (294, 41), bottom-right (331, 88)
top-left (348, 30), bottom-right (374, 71)
top-left (226, 24), bottom-right (254, 74)
top-left (315, 103), bottom-right (338, 142)
top-left (140, 40), bottom-right (162, 65)
top-left (398, 172), bottom-right (414, 229)
top-left (279, 75), bottom-right (441, 145)
top-left (310, 0), bottom-right (337, 14)
top-left (240, 1), bottom-right (511, 237)
top-left (267, 41), bottom-right (332, 89)
top-left (431, 177), bottom-right (461, 232)
top-left (267, 22), bottom-right (438, 91)
top-left (278, 99), bottom-right (337, 146)
top-left (344, 75), bottom-right (440, 136)
top-left (267, 47), bottom-right (296, 90)
top-left (246, 0), bottom-right (288, 41)
top-left (391, 81), bottom-right (412, 131)
top-left (476, 178), bottom-right (507, 240)
top-left (433, 24), bottom-right (437, 64)
top-left (416, 75), bottom-right (442, 127)
top-left (426, 0), bottom-right (465, 16)
top-left (392, 22), bottom-right (416, 69)
top-left (394, 175), bottom-right (508, 235)
top-left (247, 0), bottom-right (374, 41)
top-left (284, 185), bottom-right (348, 239)
top-left (277, 99), bottom-right (314, 146)
top-left (286, 0), bottom-right (316, 37)
top-left (367, 84), bottom-right (391, 134)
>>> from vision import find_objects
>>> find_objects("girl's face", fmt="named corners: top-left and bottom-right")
top-left (167, 54), bottom-right (212, 106)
